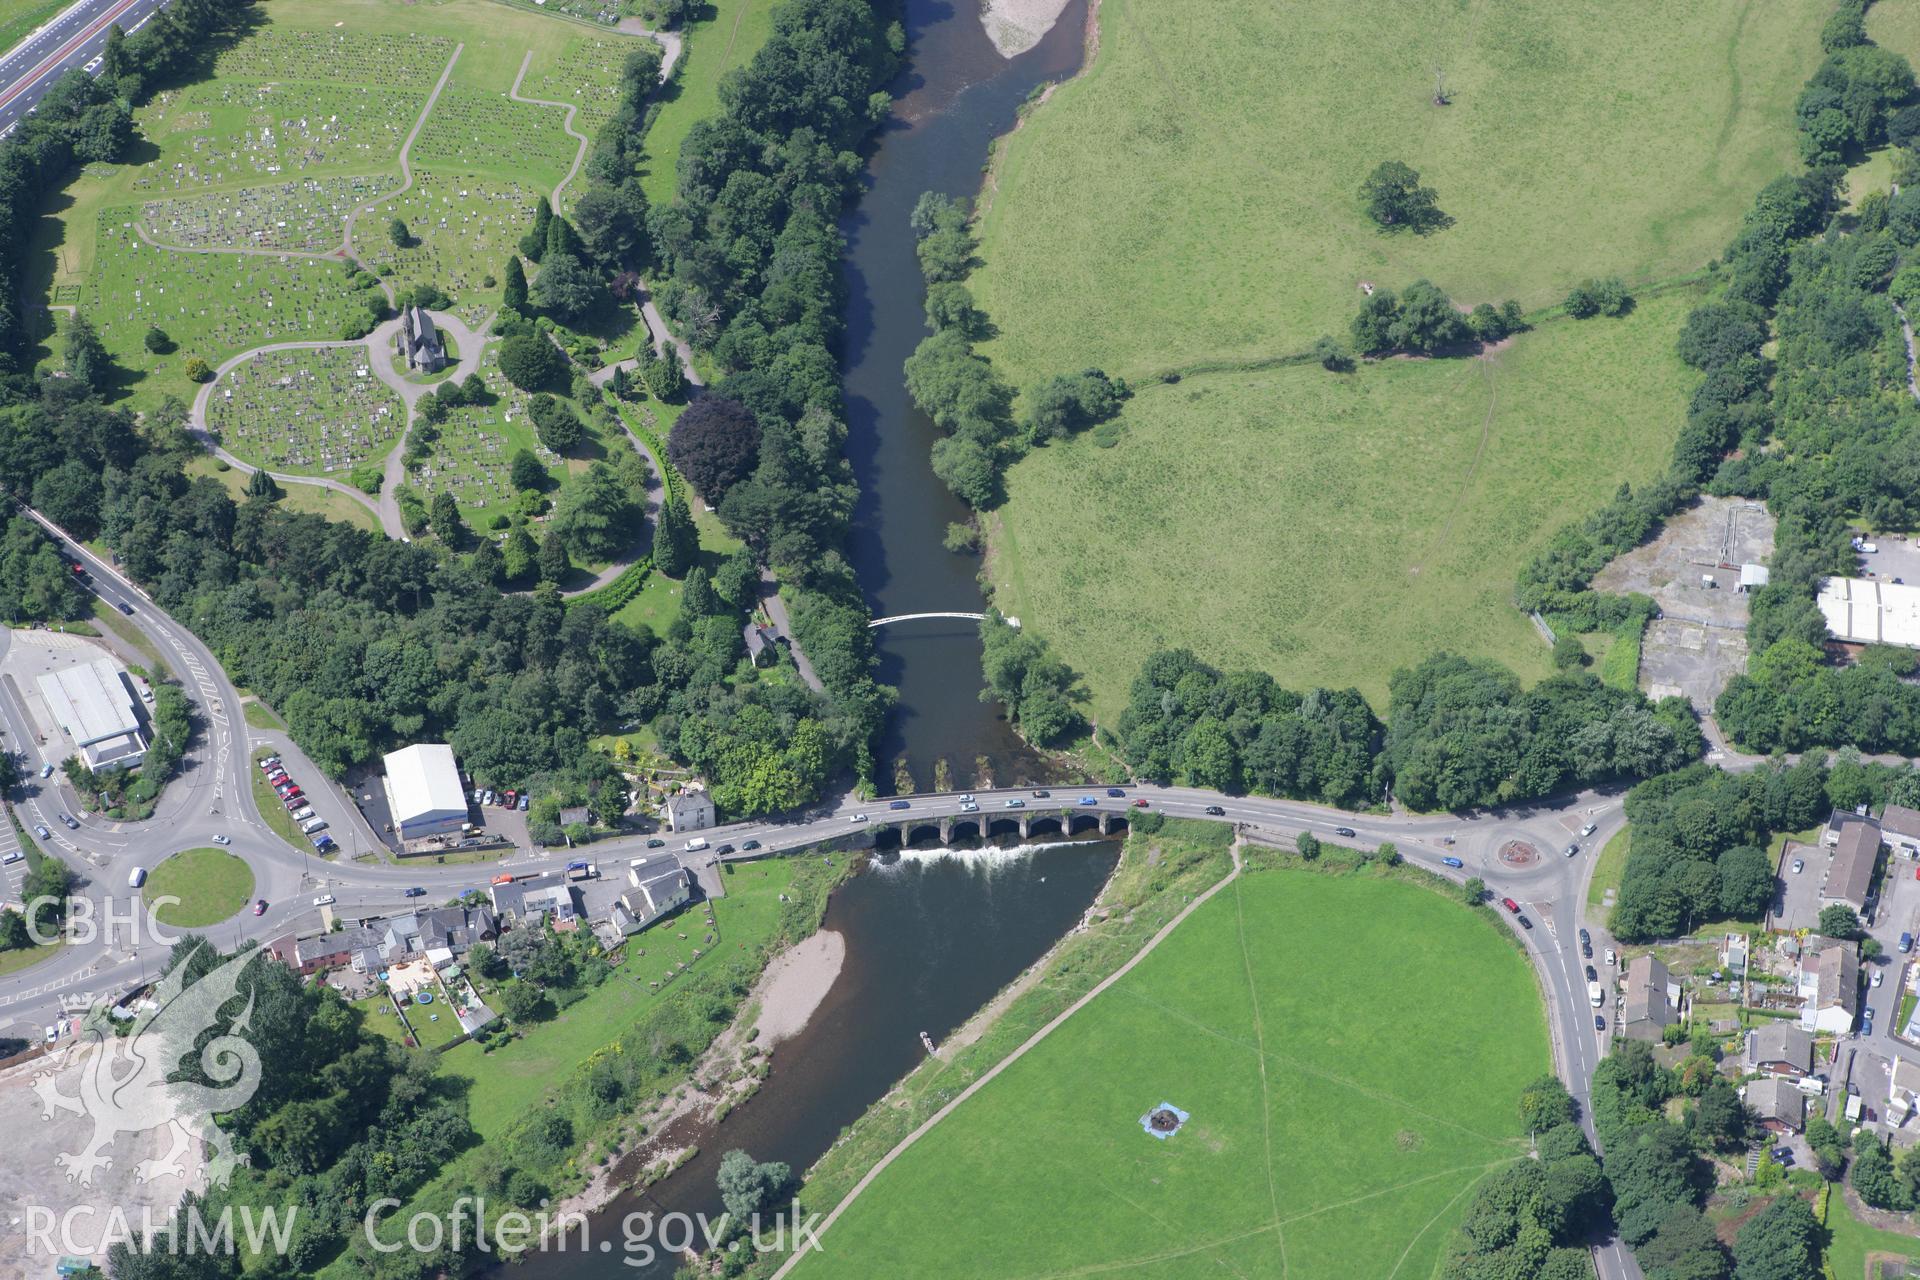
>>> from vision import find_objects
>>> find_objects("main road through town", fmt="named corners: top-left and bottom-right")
top-left (0, 0), bottom-right (172, 140)
top-left (0, 508), bottom-right (1645, 1277)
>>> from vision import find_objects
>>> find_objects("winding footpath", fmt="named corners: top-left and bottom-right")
top-left (510, 49), bottom-right (592, 215)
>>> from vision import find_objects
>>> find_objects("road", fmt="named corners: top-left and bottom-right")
top-left (0, 525), bottom-right (1644, 1274)
top-left (0, 0), bottom-right (170, 140)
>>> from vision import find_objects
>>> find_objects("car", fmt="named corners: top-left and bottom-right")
top-left (290, 807), bottom-right (314, 822)
top-left (1442, 856), bottom-right (1463, 868)
top-left (38, 762), bottom-right (52, 778)
top-left (957, 794), bottom-right (975, 804)
top-left (716, 844), bottom-right (735, 855)
top-left (128, 866), bottom-right (146, 888)
top-left (259, 756), bottom-right (280, 770)
top-left (1205, 805), bottom-right (1226, 816)
top-left (504, 790), bottom-right (518, 807)
top-left (1605, 948), bottom-right (1617, 966)
top-left (251, 899), bottom-right (267, 916)
top-left (1333, 826), bottom-right (1356, 838)
top-left (43, 1024), bottom-right (57, 1044)
top-left (57, 813), bottom-right (76, 829)
top-left (888, 800), bottom-right (912, 810)
top-left (1586, 965), bottom-right (1598, 982)
top-left (314, 837), bottom-right (337, 853)
top-left (1580, 822), bottom-right (1597, 837)
top-left (0, 851), bottom-right (18, 866)
top-left (32, 824), bottom-right (48, 839)
top-left (284, 796), bottom-right (306, 810)
top-left (1005, 799), bottom-right (1025, 808)
top-left (212, 834), bottom-right (231, 846)
top-left (518, 794), bottom-right (530, 811)
top-left (1106, 788), bottom-right (1126, 798)
top-left (1132, 798), bottom-right (1150, 808)
top-left (1032, 789), bottom-right (1051, 798)
top-left (117, 602), bottom-right (134, 616)
top-left (959, 801), bottom-right (979, 812)
top-left (1792, 858), bottom-right (1805, 874)
top-left (742, 840), bottom-right (761, 851)
top-left (1582, 941), bottom-right (1593, 959)
top-left (1874, 968), bottom-right (1886, 987)
top-left (481, 790), bottom-right (494, 806)
top-left (1579, 928), bottom-right (1592, 945)
top-left (1594, 1015), bottom-right (1607, 1031)
top-left (1501, 897), bottom-right (1521, 913)
top-left (404, 886), bottom-right (425, 898)
top-left (1565, 843), bottom-right (1580, 857)
top-left (646, 838), bottom-right (666, 849)
top-left (1903, 932), bottom-right (1915, 955)
top-left (1078, 796), bottom-right (1098, 807)
top-left (1773, 1148), bottom-right (1794, 1166)
top-left (313, 894), bottom-right (335, 906)
top-left (1517, 915), bottom-right (1534, 930)
top-left (849, 813), bottom-right (869, 824)
top-left (491, 873), bottom-right (515, 885)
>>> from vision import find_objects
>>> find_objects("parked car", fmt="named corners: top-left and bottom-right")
top-left (57, 813), bottom-right (77, 829)
top-left (1579, 928), bottom-right (1591, 945)
top-left (259, 757), bottom-right (280, 771)
top-left (504, 790), bottom-right (517, 807)
top-left (1792, 858), bottom-right (1805, 874)
top-left (290, 807), bottom-right (314, 822)
top-left (309, 833), bottom-right (331, 849)
top-left (1078, 796), bottom-right (1098, 806)
top-left (212, 834), bottom-right (231, 846)
top-left (1501, 897), bottom-right (1521, 914)
top-left (889, 800), bottom-right (912, 810)
top-left (313, 894), bottom-right (336, 906)
top-left (1517, 915), bottom-right (1534, 930)
top-left (481, 790), bottom-right (494, 806)
top-left (1205, 805), bottom-right (1226, 816)
top-left (1106, 788), bottom-right (1126, 798)
top-left (1442, 856), bottom-right (1463, 868)
top-left (1, 851), bottom-right (19, 866)
top-left (1874, 968), bottom-right (1885, 987)
top-left (1582, 941), bottom-right (1593, 959)
top-left (1605, 948), bottom-right (1617, 966)
top-left (1333, 826), bottom-right (1356, 838)
top-left (1586, 965), bottom-right (1598, 982)
top-left (252, 899), bottom-right (267, 916)
top-left (404, 886), bottom-right (425, 898)
top-left (1594, 1015), bottom-right (1607, 1031)
top-left (1902, 932), bottom-right (1914, 955)
top-left (518, 794), bottom-right (530, 811)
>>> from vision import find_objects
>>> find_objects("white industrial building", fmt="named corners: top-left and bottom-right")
top-left (36, 658), bottom-right (146, 770)
top-left (1818, 576), bottom-right (1920, 648)
top-left (383, 743), bottom-right (469, 841)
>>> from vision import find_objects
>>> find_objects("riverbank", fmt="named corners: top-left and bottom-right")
top-left (754, 928), bottom-right (847, 1046)
top-left (980, 0), bottom-right (1076, 57)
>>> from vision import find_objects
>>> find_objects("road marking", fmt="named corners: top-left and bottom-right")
top-left (0, 0), bottom-right (144, 113)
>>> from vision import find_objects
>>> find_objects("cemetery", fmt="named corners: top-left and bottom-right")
top-left (406, 346), bottom-right (562, 526)
top-left (209, 29), bottom-right (457, 91)
top-left (410, 87), bottom-right (579, 189)
top-left (357, 172), bottom-right (541, 321)
top-left (131, 82), bottom-right (422, 193)
top-left (142, 173), bottom-right (396, 253)
top-left (205, 345), bottom-right (405, 477)
top-left (524, 36), bottom-right (637, 135)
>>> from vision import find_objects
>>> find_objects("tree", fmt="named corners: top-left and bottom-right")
top-left (1518, 1075), bottom-right (1577, 1132)
top-left (510, 449), bottom-right (547, 492)
top-left (1731, 1192), bottom-right (1817, 1280)
top-left (652, 492), bottom-right (696, 577)
top-left (521, 199), bottom-right (553, 262)
top-left (537, 530), bottom-right (571, 584)
top-left (528, 394), bottom-right (585, 454)
top-left (1637, 1206), bottom-right (1729, 1280)
top-left (496, 980), bottom-right (550, 1024)
top-left (245, 468), bottom-right (280, 501)
top-left (501, 525), bottom-right (538, 581)
top-left (1388, 279), bottom-right (1468, 352)
top-left (1716, 846), bottom-right (1773, 918)
top-left (643, 350), bottom-right (684, 401)
top-left (1565, 276), bottom-right (1631, 318)
top-left (498, 334), bottom-right (565, 391)
top-left (553, 463), bottom-right (639, 561)
top-left (572, 180), bottom-right (648, 270)
top-left (1818, 903), bottom-right (1863, 939)
top-left (64, 313), bottom-right (110, 390)
top-left (716, 1149), bottom-right (789, 1225)
top-left (1312, 335), bottom-right (1351, 371)
top-left (1461, 876), bottom-right (1486, 906)
top-left (532, 252), bottom-right (600, 322)
top-left (668, 397), bottom-right (762, 504)
top-left (1358, 161), bottom-right (1447, 232)
top-left (1690, 1078), bottom-right (1751, 1152)
top-left (388, 218), bottom-right (412, 248)
top-left (1296, 831), bottom-right (1320, 860)
top-left (546, 212), bottom-right (582, 261)
top-left (503, 256), bottom-right (529, 313)
top-left (429, 491), bottom-right (466, 548)
top-left (1853, 1135), bottom-right (1913, 1209)
top-left (142, 326), bottom-right (171, 354)
top-left (184, 356), bottom-right (212, 383)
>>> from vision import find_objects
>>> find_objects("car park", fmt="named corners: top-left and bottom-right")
top-left (1333, 826), bottom-right (1356, 838)
top-left (889, 800), bottom-right (911, 810)
top-left (32, 824), bottom-right (48, 839)
top-left (1205, 805), bottom-right (1226, 816)
top-left (313, 894), bottom-right (335, 906)
top-left (1078, 796), bottom-right (1098, 806)
top-left (58, 813), bottom-right (76, 829)
top-left (1442, 856), bottom-right (1463, 868)
top-left (212, 834), bottom-right (231, 845)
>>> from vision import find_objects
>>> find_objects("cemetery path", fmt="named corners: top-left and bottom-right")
top-left (510, 50), bottom-right (590, 214)
top-left (616, 17), bottom-right (684, 81)
top-left (342, 42), bottom-right (464, 275)
top-left (586, 281), bottom-right (706, 393)
top-left (551, 412), bottom-right (666, 599)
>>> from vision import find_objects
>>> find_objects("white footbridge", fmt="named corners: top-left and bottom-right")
top-left (867, 612), bottom-right (1018, 628)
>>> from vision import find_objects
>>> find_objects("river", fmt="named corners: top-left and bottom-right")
top-left (503, 9), bottom-right (1096, 1276)
top-left (844, 0), bottom-right (1089, 793)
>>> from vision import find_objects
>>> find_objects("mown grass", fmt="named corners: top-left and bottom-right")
top-left (973, 0), bottom-right (1824, 384)
top-left (795, 859), bottom-right (1546, 1280)
top-left (251, 746), bottom-right (315, 854)
top-left (990, 292), bottom-right (1703, 718)
top-left (1819, 1179), bottom-right (1920, 1279)
top-left (1588, 827), bottom-right (1631, 914)
top-left (185, 453), bottom-right (384, 533)
top-left (637, 0), bottom-right (775, 210)
top-left (143, 847), bottom-right (254, 928)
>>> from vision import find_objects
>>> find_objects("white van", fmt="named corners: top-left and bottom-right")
top-left (128, 866), bottom-right (146, 889)
top-left (1587, 982), bottom-right (1606, 1008)
top-left (290, 807), bottom-right (315, 822)
top-left (301, 818), bottom-right (328, 835)
top-left (684, 837), bottom-right (709, 852)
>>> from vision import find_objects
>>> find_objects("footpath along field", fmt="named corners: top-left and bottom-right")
top-left (794, 866), bottom-right (1547, 1279)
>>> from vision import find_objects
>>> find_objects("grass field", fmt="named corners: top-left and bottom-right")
top-left (972, 0), bottom-right (1824, 383)
top-left (1820, 1181), bottom-right (1920, 1279)
top-left (142, 847), bottom-right (254, 928)
top-left (796, 867), bottom-right (1547, 1279)
top-left (0, 0), bottom-right (67, 60)
top-left (1588, 828), bottom-right (1630, 914)
top-left (636, 0), bottom-right (775, 209)
top-left (184, 454), bottom-right (383, 532)
top-left (990, 291), bottom-right (1704, 717)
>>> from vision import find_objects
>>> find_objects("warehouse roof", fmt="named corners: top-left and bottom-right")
top-left (1818, 576), bottom-right (1920, 648)
top-left (383, 743), bottom-right (466, 821)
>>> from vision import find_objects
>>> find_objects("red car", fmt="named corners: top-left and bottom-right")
top-left (1132, 798), bottom-right (1149, 808)
top-left (251, 899), bottom-right (267, 916)
top-left (1501, 897), bottom-right (1521, 914)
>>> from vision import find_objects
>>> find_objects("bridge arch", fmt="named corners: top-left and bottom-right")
top-left (867, 612), bottom-right (1019, 629)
